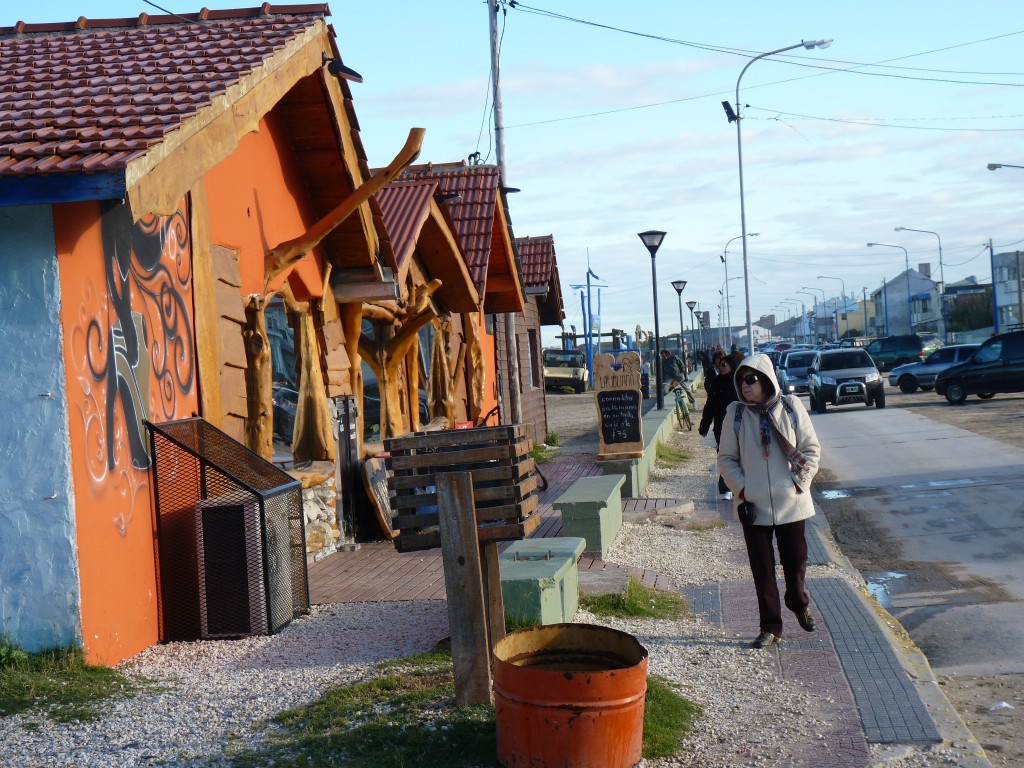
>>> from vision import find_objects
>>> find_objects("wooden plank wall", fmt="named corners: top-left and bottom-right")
top-left (493, 301), bottom-right (548, 444)
top-left (516, 298), bottom-right (548, 444)
top-left (210, 244), bottom-right (248, 443)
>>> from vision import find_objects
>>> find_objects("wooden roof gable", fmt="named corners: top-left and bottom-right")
top-left (0, 4), bottom-right (389, 271)
top-left (375, 179), bottom-right (479, 312)
top-left (398, 161), bottom-right (525, 314)
top-left (515, 234), bottom-right (565, 326)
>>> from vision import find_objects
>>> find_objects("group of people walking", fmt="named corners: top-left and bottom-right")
top-left (669, 346), bottom-right (822, 650)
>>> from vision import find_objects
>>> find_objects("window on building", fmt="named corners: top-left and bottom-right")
top-left (527, 329), bottom-right (541, 388)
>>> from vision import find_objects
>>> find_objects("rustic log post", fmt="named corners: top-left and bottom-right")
top-left (464, 311), bottom-right (486, 423)
top-left (243, 295), bottom-right (273, 460)
top-left (292, 311), bottom-right (334, 462)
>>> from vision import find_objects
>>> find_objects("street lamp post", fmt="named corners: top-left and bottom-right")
top-left (727, 38), bottom-right (831, 351)
top-left (895, 226), bottom-right (946, 342)
top-left (685, 300), bottom-right (698, 357)
top-left (816, 275), bottom-right (846, 339)
top-left (786, 299), bottom-right (808, 342)
top-left (867, 242), bottom-right (912, 334)
top-left (988, 163), bottom-right (1024, 171)
top-left (798, 288), bottom-right (823, 341)
top-left (671, 280), bottom-right (688, 358)
top-left (722, 232), bottom-right (758, 338)
top-left (639, 231), bottom-right (668, 410)
top-left (780, 299), bottom-right (802, 340)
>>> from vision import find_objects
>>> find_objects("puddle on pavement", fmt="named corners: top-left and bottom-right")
top-left (820, 489), bottom-right (852, 500)
top-left (866, 571), bottom-right (907, 609)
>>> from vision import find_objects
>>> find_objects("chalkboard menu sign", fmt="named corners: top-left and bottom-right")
top-left (593, 351), bottom-right (644, 460)
top-left (597, 390), bottom-right (642, 444)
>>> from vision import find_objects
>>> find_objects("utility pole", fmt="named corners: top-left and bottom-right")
top-left (488, 0), bottom-right (522, 424)
top-left (862, 287), bottom-right (868, 338)
top-left (1017, 251), bottom-right (1023, 328)
top-left (989, 239), bottom-right (999, 333)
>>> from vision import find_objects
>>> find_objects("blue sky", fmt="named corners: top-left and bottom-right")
top-left (26, 1), bottom-right (1024, 344)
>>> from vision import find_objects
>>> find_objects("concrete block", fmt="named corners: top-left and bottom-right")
top-left (553, 475), bottom-right (625, 559)
top-left (500, 537), bottom-right (586, 626)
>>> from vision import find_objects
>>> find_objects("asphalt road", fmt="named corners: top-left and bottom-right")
top-left (808, 397), bottom-right (1024, 676)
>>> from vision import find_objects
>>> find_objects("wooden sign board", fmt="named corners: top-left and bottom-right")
top-left (593, 351), bottom-right (644, 460)
top-left (362, 456), bottom-right (398, 540)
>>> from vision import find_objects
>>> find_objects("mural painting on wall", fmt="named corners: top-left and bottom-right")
top-left (67, 199), bottom-right (198, 534)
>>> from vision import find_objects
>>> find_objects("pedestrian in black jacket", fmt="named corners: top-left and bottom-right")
top-left (699, 351), bottom-right (744, 498)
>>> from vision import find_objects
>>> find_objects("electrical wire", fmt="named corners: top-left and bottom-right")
top-left (503, 2), bottom-right (1024, 129)
top-left (746, 109), bottom-right (1024, 132)
top-left (511, 1), bottom-right (1024, 81)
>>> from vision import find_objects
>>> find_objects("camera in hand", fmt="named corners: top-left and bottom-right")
top-left (737, 500), bottom-right (756, 526)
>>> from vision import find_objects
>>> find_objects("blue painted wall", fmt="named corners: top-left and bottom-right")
top-left (0, 205), bottom-right (82, 652)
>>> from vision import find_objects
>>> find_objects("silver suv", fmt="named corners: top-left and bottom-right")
top-left (808, 348), bottom-right (885, 413)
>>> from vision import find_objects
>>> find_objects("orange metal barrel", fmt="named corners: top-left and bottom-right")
top-left (493, 623), bottom-right (649, 768)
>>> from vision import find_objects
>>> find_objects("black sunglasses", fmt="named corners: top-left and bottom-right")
top-left (740, 373), bottom-right (761, 385)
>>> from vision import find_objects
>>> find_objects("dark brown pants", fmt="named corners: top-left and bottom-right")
top-left (741, 519), bottom-right (809, 637)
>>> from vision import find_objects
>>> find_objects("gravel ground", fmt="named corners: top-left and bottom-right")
top-left (0, 390), bottom-right (977, 767)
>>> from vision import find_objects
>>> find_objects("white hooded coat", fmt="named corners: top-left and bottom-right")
top-left (717, 353), bottom-right (821, 526)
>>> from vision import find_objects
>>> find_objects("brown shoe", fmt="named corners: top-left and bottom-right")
top-left (797, 609), bottom-right (817, 632)
top-left (751, 632), bottom-right (780, 649)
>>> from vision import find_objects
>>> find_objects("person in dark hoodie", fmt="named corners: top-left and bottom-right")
top-left (698, 351), bottom-right (744, 499)
top-left (718, 353), bottom-right (822, 649)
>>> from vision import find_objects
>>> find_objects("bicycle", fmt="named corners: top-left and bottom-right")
top-left (670, 380), bottom-right (694, 431)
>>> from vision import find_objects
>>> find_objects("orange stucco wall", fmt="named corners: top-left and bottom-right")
top-left (50, 109), bottom-right (328, 666)
top-left (480, 314), bottom-right (499, 426)
top-left (204, 110), bottom-right (324, 300)
top-left (54, 198), bottom-right (199, 665)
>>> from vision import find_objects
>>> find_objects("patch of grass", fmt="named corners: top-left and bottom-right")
top-left (504, 613), bottom-right (541, 633)
top-left (682, 519), bottom-right (727, 533)
top-left (544, 431), bottom-right (560, 446)
top-left (227, 643), bottom-right (496, 768)
top-left (643, 675), bottom-right (703, 758)
top-left (582, 575), bottom-right (691, 620)
top-left (655, 443), bottom-right (690, 468)
top-left (0, 642), bottom-right (146, 723)
top-left (529, 443), bottom-right (557, 464)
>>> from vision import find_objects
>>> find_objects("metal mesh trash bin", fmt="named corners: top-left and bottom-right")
top-left (147, 417), bottom-right (309, 642)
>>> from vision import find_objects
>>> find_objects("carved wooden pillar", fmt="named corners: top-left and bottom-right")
top-left (243, 296), bottom-right (273, 460)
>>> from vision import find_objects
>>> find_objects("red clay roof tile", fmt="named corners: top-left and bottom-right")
top-left (516, 235), bottom-right (556, 288)
top-left (0, 4), bottom-right (330, 178)
top-left (398, 162), bottom-right (505, 296)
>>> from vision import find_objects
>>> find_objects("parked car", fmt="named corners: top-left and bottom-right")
top-left (887, 344), bottom-right (980, 393)
top-left (863, 334), bottom-right (943, 372)
top-left (777, 349), bottom-right (816, 395)
top-left (543, 348), bottom-right (588, 393)
top-left (807, 348), bottom-right (885, 413)
top-left (934, 330), bottom-right (1024, 404)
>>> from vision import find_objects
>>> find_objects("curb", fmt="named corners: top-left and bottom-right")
top-left (810, 501), bottom-right (994, 766)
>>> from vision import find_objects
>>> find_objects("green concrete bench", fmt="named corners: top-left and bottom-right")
top-left (552, 474), bottom-right (625, 559)
top-left (500, 537), bottom-right (586, 626)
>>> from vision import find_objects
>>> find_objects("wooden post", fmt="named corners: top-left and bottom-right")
top-left (479, 541), bottom-right (506, 648)
top-left (437, 472), bottom-right (493, 705)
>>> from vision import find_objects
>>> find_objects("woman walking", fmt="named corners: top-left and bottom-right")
top-left (698, 351), bottom-right (743, 500)
top-left (718, 353), bottom-right (821, 649)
